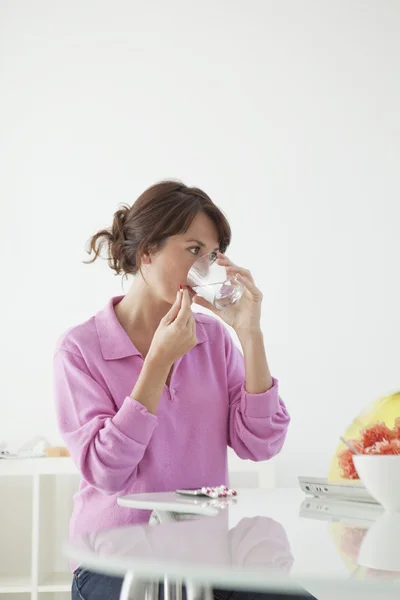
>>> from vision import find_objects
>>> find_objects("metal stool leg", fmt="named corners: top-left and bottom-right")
top-left (175, 580), bottom-right (183, 600)
top-left (164, 577), bottom-right (183, 600)
top-left (186, 581), bottom-right (213, 600)
top-left (164, 579), bottom-right (175, 600)
top-left (150, 510), bottom-right (184, 600)
top-left (145, 580), bottom-right (160, 600)
top-left (120, 571), bottom-right (160, 600)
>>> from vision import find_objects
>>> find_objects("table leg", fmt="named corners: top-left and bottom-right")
top-left (164, 578), bottom-right (183, 600)
top-left (146, 580), bottom-right (160, 600)
top-left (186, 582), bottom-right (213, 600)
top-left (150, 510), bottom-right (184, 600)
top-left (175, 580), bottom-right (183, 600)
top-left (164, 580), bottom-right (175, 600)
top-left (120, 571), bottom-right (159, 600)
top-left (149, 510), bottom-right (180, 525)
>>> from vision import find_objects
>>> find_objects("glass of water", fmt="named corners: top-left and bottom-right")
top-left (187, 252), bottom-right (243, 310)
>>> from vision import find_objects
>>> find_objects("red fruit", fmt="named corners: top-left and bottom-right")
top-left (338, 448), bottom-right (359, 479)
top-left (361, 423), bottom-right (395, 449)
top-left (369, 439), bottom-right (400, 455)
top-left (349, 439), bottom-right (364, 453)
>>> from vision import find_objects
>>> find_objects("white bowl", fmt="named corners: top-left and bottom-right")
top-left (353, 455), bottom-right (400, 511)
top-left (358, 511), bottom-right (400, 572)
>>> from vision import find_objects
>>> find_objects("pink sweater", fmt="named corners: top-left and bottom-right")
top-left (54, 297), bottom-right (290, 543)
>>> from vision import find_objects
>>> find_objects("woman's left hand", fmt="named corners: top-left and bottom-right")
top-left (192, 252), bottom-right (263, 334)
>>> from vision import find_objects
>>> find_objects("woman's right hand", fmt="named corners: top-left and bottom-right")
top-left (147, 289), bottom-right (197, 368)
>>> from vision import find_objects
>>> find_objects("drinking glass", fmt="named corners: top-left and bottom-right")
top-left (187, 253), bottom-right (243, 310)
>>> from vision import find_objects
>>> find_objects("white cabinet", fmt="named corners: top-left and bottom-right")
top-left (0, 459), bottom-right (79, 600)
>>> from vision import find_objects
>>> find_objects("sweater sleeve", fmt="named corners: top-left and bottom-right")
top-left (54, 348), bottom-right (158, 494)
top-left (223, 327), bottom-right (290, 461)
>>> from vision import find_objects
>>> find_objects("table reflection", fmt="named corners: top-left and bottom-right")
top-left (299, 496), bottom-right (400, 584)
top-left (76, 513), bottom-right (294, 576)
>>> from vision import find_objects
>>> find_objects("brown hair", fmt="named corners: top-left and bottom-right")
top-left (86, 180), bottom-right (231, 276)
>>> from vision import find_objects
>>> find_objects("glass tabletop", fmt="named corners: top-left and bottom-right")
top-left (65, 489), bottom-right (400, 597)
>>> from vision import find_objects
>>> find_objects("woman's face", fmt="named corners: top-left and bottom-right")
top-left (142, 212), bottom-right (221, 305)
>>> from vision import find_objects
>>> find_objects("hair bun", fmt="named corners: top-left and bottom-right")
top-left (109, 205), bottom-right (135, 274)
top-left (85, 204), bottom-right (137, 275)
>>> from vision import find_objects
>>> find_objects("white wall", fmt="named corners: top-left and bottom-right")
top-left (0, 0), bottom-right (399, 487)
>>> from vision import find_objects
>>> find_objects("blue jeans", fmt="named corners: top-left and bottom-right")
top-left (72, 568), bottom-right (315, 600)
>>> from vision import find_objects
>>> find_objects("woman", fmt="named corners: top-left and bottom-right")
top-left (54, 181), bottom-right (292, 600)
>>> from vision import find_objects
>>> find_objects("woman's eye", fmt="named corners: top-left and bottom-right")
top-left (209, 252), bottom-right (217, 264)
top-left (188, 247), bottom-right (201, 256)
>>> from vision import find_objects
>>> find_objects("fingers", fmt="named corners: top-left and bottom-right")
top-left (190, 313), bottom-right (197, 339)
top-left (218, 253), bottom-right (261, 298)
top-left (235, 273), bottom-right (263, 299)
top-left (175, 289), bottom-right (192, 324)
top-left (216, 251), bottom-right (233, 267)
top-left (176, 291), bottom-right (197, 344)
top-left (226, 265), bottom-right (254, 282)
top-left (164, 289), bottom-right (183, 324)
top-left (217, 252), bottom-right (254, 283)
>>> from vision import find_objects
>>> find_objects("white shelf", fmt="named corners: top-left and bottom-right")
top-left (0, 455), bottom-right (272, 485)
top-left (0, 460), bottom-right (79, 597)
top-left (38, 573), bottom-right (72, 592)
top-left (0, 595), bottom-right (31, 600)
top-left (38, 593), bottom-right (70, 600)
top-left (0, 575), bottom-right (31, 593)
top-left (0, 458), bottom-right (77, 477)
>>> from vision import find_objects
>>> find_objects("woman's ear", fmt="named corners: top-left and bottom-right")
top-left (140, 244), bottom-right (154, 265)
top-left (142, 242), bottom-right (162, 266)
top-left (141, 252), bottom-right (151, 265)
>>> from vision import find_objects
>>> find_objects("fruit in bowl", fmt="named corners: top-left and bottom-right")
top-left (328, 391), bottom-right (400, 482)
top-left (338, 420), bottom-right (400, 480)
